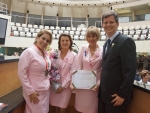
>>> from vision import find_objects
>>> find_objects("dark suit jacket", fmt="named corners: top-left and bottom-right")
top-left (98, 33), bottom-right (136, 104)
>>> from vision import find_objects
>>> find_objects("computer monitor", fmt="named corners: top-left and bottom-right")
top-left (0, 17), bottom-right (8, 44)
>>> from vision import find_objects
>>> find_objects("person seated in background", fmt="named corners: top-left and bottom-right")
top-left (134, 70), bottom-right (141, 81)
top-left (0, 53), bottom-right (4, 60)
top-left (139, 70), bottom-right (150, 84)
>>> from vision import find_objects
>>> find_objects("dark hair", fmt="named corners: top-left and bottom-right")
top-left (34, 30), bottom-right (52, 44)
top-left (58, 33), bottom-right (73, 50)
top-left (102, 11), bottom-right (118, 23)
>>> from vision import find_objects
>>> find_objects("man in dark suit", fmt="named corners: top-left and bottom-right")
top-left (98, 11), bottom-right (136, 113)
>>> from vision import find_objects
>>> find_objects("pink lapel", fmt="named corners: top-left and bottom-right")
top-left (59, 50), bottom-right (71, 69)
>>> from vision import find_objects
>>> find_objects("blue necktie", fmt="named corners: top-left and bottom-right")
top-left (105, 39), bottom-right (111, 53)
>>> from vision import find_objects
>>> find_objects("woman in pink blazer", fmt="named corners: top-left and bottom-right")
top-left (49, 34), bottom-right (77, 113)
top-left (18, 30), bottom-right (52, 113)
top-left (74, 26), bottom-right (103, 113)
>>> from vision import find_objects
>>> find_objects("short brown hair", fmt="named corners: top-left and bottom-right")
top-left (85, 26), bottom-right (100, 41)
top-left (58, 33), bottom-right (73, 50)
top-left (34, 30), bottom-right (52, 44)
top-left (140, 70), bottom-right (150, 78)
top-left (102, 11), bottom-right (118, 23)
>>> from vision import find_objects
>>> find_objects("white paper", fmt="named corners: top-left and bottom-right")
top-left (72, 70), bottom-right (96, 89)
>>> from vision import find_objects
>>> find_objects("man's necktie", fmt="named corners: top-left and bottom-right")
top-left (105, 39), bottom-right (111, 54)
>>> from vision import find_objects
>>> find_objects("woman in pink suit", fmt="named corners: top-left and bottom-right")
top-left (18, 30), bottom-right (52, 113)
top-left (74, 26), bottom-right (103, 113)
top-left (49, 33), bottom-right (77, 113)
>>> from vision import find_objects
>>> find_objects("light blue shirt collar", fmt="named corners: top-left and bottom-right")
top-left (107, 31), bottom-right (119, 42)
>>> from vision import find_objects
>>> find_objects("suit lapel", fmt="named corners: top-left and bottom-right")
top-left (103, 33), bottom-right (121, 58)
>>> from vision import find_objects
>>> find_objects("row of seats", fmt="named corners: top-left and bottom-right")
top-left (11, 22), bottom-right (150, 31)
top-left (11, 22), bottom-right (87, 31)
top-left (11, 31), bottom-right (85, 40)
top-left (12, 30), bottom-right (150, 41)
top-left (12, 25), bottom-right (150, 36)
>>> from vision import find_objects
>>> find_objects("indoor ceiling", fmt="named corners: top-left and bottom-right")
top-left (19, 0), bottom-right (139, 7)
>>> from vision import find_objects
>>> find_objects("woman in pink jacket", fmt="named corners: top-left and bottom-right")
top-left (49, 34), bottom-right (77, 113)
top-left (74, 26), bottom-right (103, 113)
top-left (18, 30), bottom-right (52, 113)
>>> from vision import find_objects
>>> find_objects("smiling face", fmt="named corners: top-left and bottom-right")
top-left (36, 33), bottom-right (51, 51)
top-left (86, 34), bottom-right (98, 46)
top-left (60, 36), bottom-right (71, 50)
top-left (102, 15), bottom-right (119, 38)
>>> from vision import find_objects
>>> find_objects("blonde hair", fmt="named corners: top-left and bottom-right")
top-left (85, 26), bottom-right (101, 41)
top-left (34, 30), bottom-right (52, 44)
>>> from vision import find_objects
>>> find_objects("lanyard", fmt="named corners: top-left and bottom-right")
top-left (35, 45), bottom-right (48, 71)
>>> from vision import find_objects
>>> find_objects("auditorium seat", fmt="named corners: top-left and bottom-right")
top-left (64, 30), bottom-right (69, 34)
top-left (101, 31), bottom-right (105, 36)
top-left (101, 35), bottom-right (106, 41)
top-left (66, 27), bottom-right (71, 30)
top-left (16, 23), bottom-right (21, 27)
top-left (30, 28), bottom-right (35, 33)
top-left (45, 26), bottom-right (49, 30)
top-left (20, 31), bottom-right (25, 37)
top-left (75, 31), bottom-right (80, 35)
top-left (55, 26), bottom-right (60, 30)
top-left (135, 26), bottom-right (141, 30)
top-left (18, 27), bottom-right (23, 32)
top-left (50, 26), bottom-right (55, 30)
top-left (11, 22), bottom-right (15, 26)
top-left (33, 25), bottom-right (38, 29)
top-left (79, 35), bottom-right (85, 40)
top-left (81, 31), bottom-right (86, 36)
top-left (36, 28), bottom-right (40, 33)
top-left (53, 30), bottom-right (58, 34)
top-left (32, 32), bottom-right (37, 38)
top-left (77, 27), bottom-right (81, 31)
top-left (52, 34), bottom-right (55, 39)
top-left (141, 25), bottom-right (147, 29)
top-left (142, 29), bottom-right (148, 35)
top-left (147, 25), bottom-right (150, 29)
top-left (11, 26), bottom-right (17, 31)
top-left (118, 27), bottom-right (123, 31)
top-left (61, 27), bottom-right (66, 30)
top-left (24, 28), bottom-right (29, 33)
top-left (28, 24), bottom-right (33, 28)
top-left (123, 30), bottom-right (128, 35)
top-left (26, 32), bottom-right (31, 38)
top-left (72, 27), bottom-right (76, 31)
top-left (56, 34), bottom-right (60, 39)
top-left (22, 24), bottom-right (27, 28)
top-left (129, 26), bottom-right (135, 31)
top-left (39, 25), bottom-right (44, 29)
top-left (140, 35), bottom-right (146, 40)
top-left (82, 28), bottom-right (87, 31)
top-left (70, 31), bottom-right (74, 35)
top-left (135, 30), bottom-right (141, 35)
top-left (59, 30), bottom-right (63, 34)
top-left (133, 35), bottom-right (139, 40)
top-left (13, 31), bottom-right (19, 36)
top-left (129, 31), bottom-right (135, 35)
top-left (74, 35), bottom-right (79, 40)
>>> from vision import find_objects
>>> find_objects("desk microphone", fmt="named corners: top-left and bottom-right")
top-left (73, 43), bottom-right (79, 50)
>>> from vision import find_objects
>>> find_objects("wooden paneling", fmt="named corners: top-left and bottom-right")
top-left (0, 62), bottom-right (21, 96)
top-left (12, 102), bottom-right (25, 113)
top-left (127, 88), bottom-right (150, 113)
